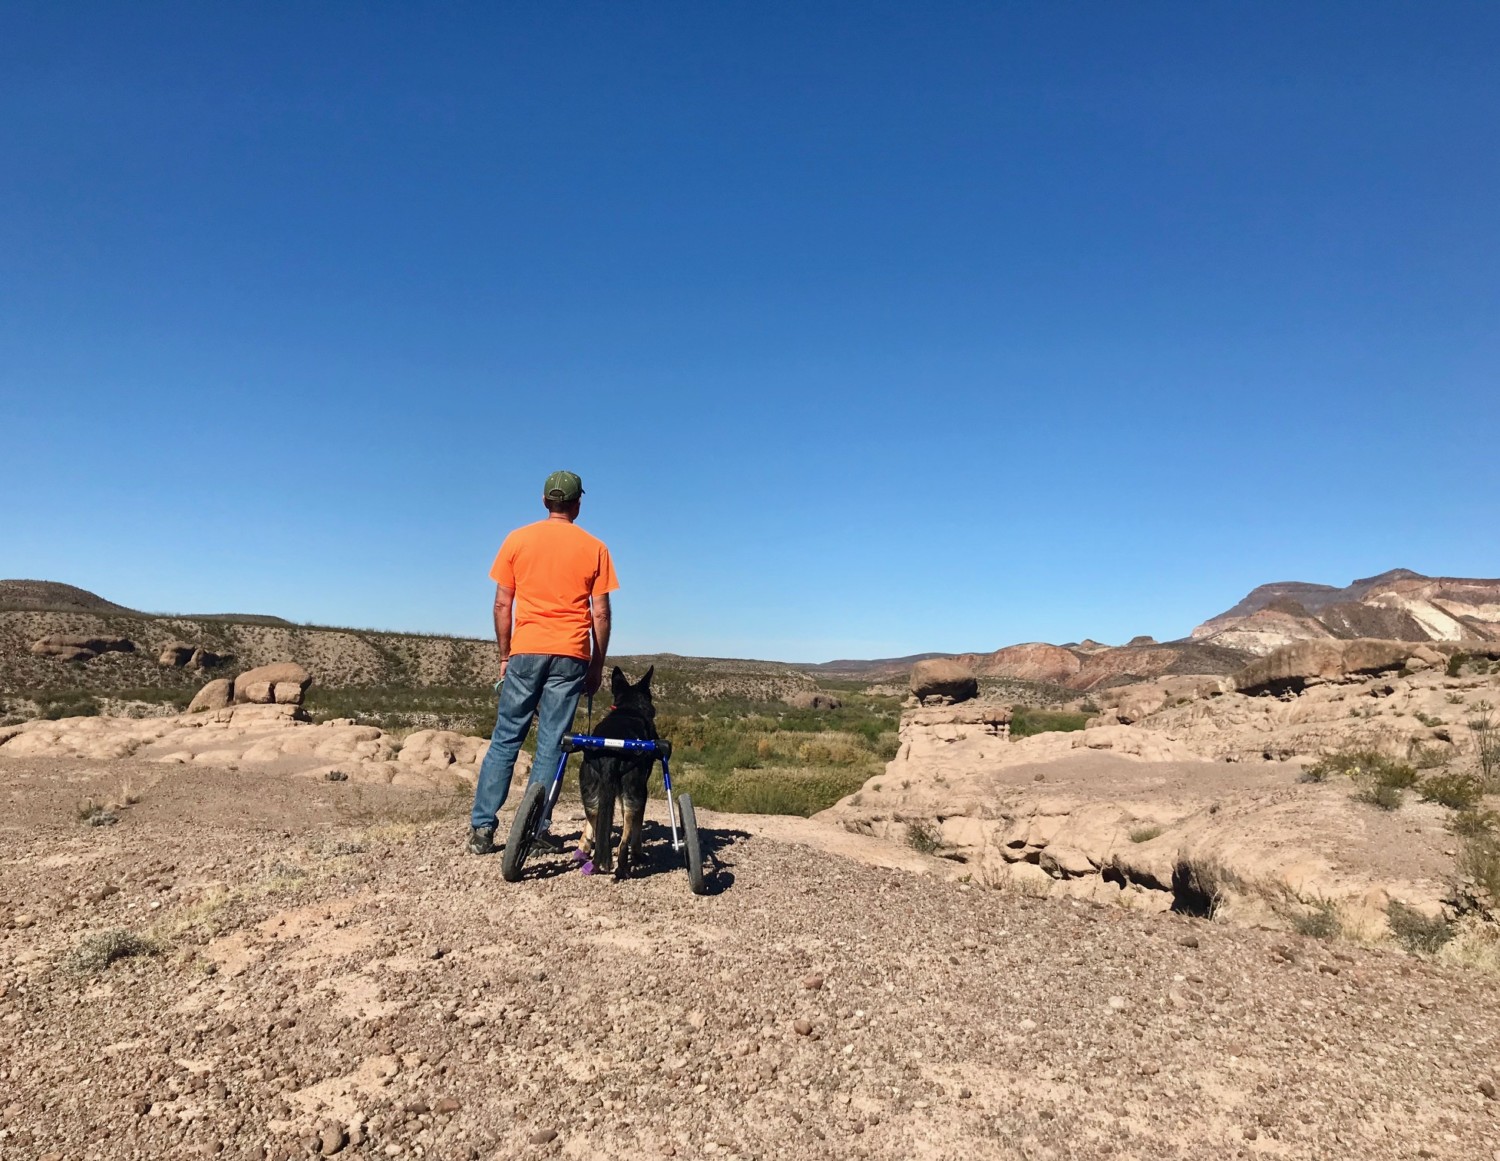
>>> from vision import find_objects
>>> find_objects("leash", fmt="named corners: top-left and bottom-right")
top-left (587, 693), bottom-right (593, 731)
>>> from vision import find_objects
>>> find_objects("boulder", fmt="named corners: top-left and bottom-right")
top-left (233, 662), bottom-right (312, 705)
top-left (187, 679), bottom-right (234, 713)
top-left (188, 647), bottom-right (221, 670)
top-left (272, 682), bottom-right (304, 705)
top-left (784, 691), bottom-right (843, 711)
top-left (236, 681), bottom-right (276, 705)
top-left (910, 659), bottom-right (978, 705)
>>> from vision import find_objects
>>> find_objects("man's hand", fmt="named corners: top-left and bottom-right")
top-left (498, 655), bottom-right (509, 684)
top-left (584, 658), bottom-right (604, 697)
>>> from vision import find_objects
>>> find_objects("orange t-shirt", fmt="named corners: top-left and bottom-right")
top-left (489, 520), bottom-right (619, 661)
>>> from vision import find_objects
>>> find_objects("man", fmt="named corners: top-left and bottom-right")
top-left (468, 470), bottom-right (617, 855)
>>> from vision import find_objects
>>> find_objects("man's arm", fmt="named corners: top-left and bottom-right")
top-left (586, 592), bottom-right (611, 696)
top-left (493, 584), bottom-right (515, 680)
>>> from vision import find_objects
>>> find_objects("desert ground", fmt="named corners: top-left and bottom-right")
top-left (2, 751), bottom-right (1499, 1161)
top-left (6, 582), bottom-right (1500, 1159)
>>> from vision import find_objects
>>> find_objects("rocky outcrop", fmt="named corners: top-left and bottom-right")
top-left (29, 635), bottom-right (135, 663)
top-left (1232, 638), bottom-right (1434, 695)
top-left (823, 699), bottom-right (1462, 935)
top-left (0, 706), bottom-right (505, 790)
top-left (909, 659), bottom-right (978, 704)
top-left (232, 662), bottom-right (312, 705)
top-left (158, 643), bottom-right (221, 670)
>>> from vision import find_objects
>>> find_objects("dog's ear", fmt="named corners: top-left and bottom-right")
top-left (638, 666), bottom-right (654, 691)
top-left (610, 666), bottom-right (630, 701)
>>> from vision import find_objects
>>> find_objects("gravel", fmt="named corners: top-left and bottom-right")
top-left (0, 756), bottom-right (1498, 1159)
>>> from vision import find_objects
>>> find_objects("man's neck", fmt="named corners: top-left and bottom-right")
top-left (547, 513), bottom-right (575, 524)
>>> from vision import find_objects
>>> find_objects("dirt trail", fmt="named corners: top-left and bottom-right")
top-left (1, 756), bottom-right (1498, 1160)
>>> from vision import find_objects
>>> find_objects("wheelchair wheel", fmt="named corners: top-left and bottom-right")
top-left (679, 792), bottom-right (707, 895)
top-left (501, 781), bottom-right (547, 883)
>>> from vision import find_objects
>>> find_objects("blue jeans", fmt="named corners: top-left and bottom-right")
top-left (470, 653), bottom-right (588, 830)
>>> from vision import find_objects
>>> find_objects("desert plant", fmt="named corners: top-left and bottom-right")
top-left (905, 820), bottom-right (941, 854)
top-left (1386, 901), bottom-right (1454, 954)
top-left (1407, 741), bottom-right (1451, 770)
top-left (1306, 749), bottom-right (1417, 809)
top-left (1418, 772), bottom-right (1484, 811)
top-left (1128, 824), bottom-right (1163, 843)
top-left (75, 800), bottom-right (119, 827)
top-left (1446, 692), bottom-right (1467, 705)
top-left (1446, 652), bottom-right (1469, 678)
top-left (1467, 700), bottom-right (1499, 790)
top-left (67, 928), bottom-right (161, 973)
top-left (1289, 899), bottom-right (1341, 941)
top-left (1453, 827), bottom-right (1500, 916)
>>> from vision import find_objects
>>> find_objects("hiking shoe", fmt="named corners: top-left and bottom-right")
top-left (468, 825), bottom-right (497, 855)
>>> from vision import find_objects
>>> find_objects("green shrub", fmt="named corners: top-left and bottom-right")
top-left (906, 820), bottom-right (941, 854)
top-left (1010, 707), bottom-right (1089, 738)
top-left (1387, 902), bottom-right (1454, 954)
top-left (1306, 749), bottom-right (1417, 809)
top-left (67, 929), bottom-right (161, 973)
top-left (1447, 652), bottom-right (1469, 678)
top-left (1290, 900), bottom-right (1341, 940)
top-left (1418, 772), bottom-right (1484, 810)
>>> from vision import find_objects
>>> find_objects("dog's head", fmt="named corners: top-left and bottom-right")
top-left (609, 665), bottom-right (656, 722)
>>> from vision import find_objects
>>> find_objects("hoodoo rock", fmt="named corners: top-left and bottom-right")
top-left (909, 658), bottom-right (978, 705)
top-left (232, 662), bottom-right (312, 705)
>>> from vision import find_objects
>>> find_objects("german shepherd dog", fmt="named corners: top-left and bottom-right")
top-left (577, 666), bottom-right (657, 879)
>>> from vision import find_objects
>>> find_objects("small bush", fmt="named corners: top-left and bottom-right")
top-left (1387, 902), bottom-right (1454, 954)
top-left (1450, 808), bottom-right (1500, 839)
top-left (67, 929), bottom-right (161, 973)
top-left (75, 800), bottom-right (119, 827)
top-left (906, 820), bottom-right (941, 854)
top-left (1418, 772), bottom-right (1484, 811)
top-left (1128, 824), bottom-right (1163, 843)
top-left (1447, 652), bottom-right (1469, 678)
top-left (1290, 900), bottom-right (1341, 940)
top-left (1356, 782), bottom-right (1405, 811)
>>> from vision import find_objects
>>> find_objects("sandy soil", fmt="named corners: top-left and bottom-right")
top-left (2, 755), bottom-right (1498, 1161)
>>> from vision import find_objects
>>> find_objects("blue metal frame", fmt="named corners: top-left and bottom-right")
top-left (544, 733), bottom-right (683, 854)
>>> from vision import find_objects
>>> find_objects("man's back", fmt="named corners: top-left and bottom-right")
top-left (491, 519), bottom-right (617, 661)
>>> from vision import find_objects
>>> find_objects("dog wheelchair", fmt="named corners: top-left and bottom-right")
top-left (500, 733), bottom-right (707, 895)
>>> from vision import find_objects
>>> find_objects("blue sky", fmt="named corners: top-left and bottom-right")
top-left (3, 2), bottom-right (1497, 661)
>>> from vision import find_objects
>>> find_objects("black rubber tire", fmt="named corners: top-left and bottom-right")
top-left (501, 781), bottom-right (547, 883)
top-left (679, 792), bottom-right (707, 895)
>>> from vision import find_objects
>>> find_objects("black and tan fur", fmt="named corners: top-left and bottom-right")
top-left (578, 666), bottom-right (657, 879)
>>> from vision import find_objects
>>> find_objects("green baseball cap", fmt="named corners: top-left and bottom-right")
top-left (543, 470), bottom-right (584, 503)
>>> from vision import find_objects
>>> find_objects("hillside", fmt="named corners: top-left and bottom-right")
top-left (1191, 569), bottom-right (1500, 655)
top-left (0, 579), bottom-right (139, 614)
